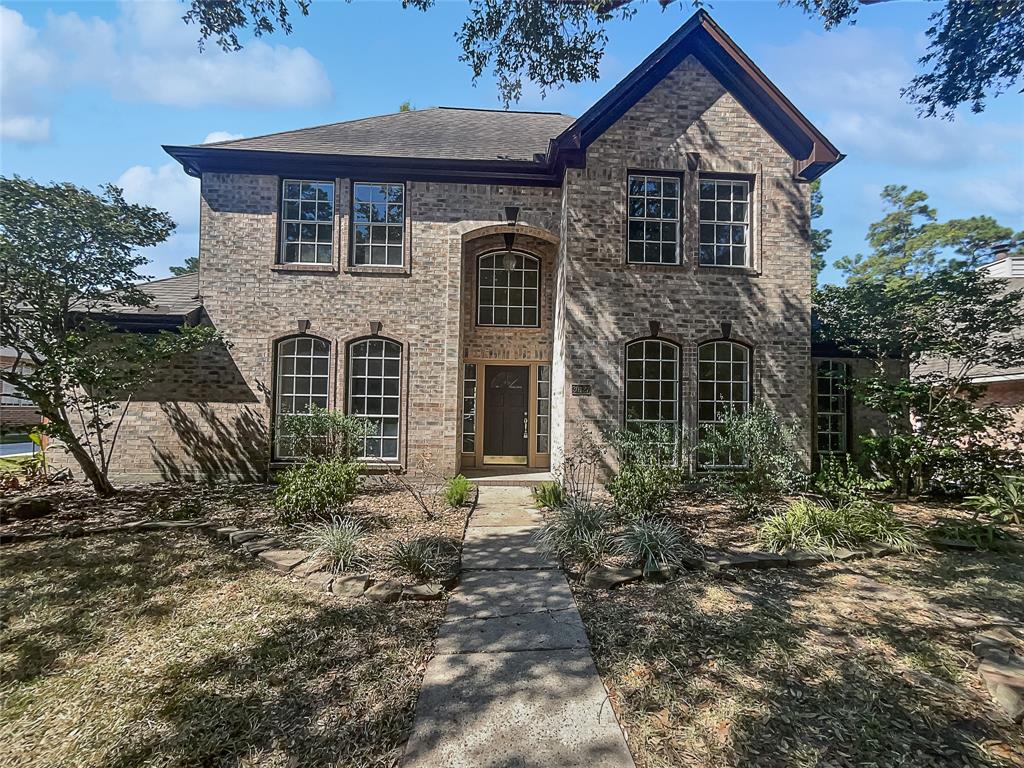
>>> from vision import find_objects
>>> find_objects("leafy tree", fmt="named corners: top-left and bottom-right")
top-left (398, 101), bottom-right (415, 112)
top-left (0, 176), bottom-right (220, 496)
top-left (182, 0), bottom-right (1024, 116)
top-left (169, 256), bottom-right (199, 276)
top-left (809, 178), bottom-right (832, 283)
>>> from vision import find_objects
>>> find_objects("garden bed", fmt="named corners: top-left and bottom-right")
top-left (570, 499), bottom-right (1024, 767)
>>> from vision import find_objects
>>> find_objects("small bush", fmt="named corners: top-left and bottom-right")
top-left (965, 475), bottom-right (1023, 526)
top-left (757, 497), bottom-right (917, 554)
top-left (532, 481), bottom-right (566, 510)
top-left (614, 518), bottom-right (688, 574)
top-left (277, 405), bottom-right (369, 461)
top-left (298, 516), bottom-right (365, 572)
top-left (535, 500), bottom-right (614, 567)
top-left (814, 455), bottom-right (889, 504)
top-left (442, 475), bottom-right (474, 508)
top-left (389, 536), bottom-right (459, 580)
top-left (606, 426), bottom-right (682, 519)
top-left (274, 457), bottom-right (361, 524)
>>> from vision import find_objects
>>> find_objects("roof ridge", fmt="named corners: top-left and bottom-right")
top-left (435, 106), bottom-right (571, 116)
top-left (135, 272), bottom-right (198, 287)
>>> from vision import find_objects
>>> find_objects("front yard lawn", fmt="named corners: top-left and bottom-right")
top-left (0, 481), bottom-right (469, 768)
top-left (574, 500), bottom-right (1024, 768)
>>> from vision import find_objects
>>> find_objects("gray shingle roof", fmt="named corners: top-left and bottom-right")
top-left (103, 272), bottom-right (201, 317)
top-left (199, 107), bottom-right (575, 162)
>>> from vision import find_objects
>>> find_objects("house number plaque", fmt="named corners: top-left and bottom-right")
top-left (571, 384), bottom-right (593, 396)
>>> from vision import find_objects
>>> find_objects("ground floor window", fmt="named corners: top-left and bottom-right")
top-left (624, 339), bottom-right (680, 452)
top-left (815, 360), bottom-right (848, 455)
top-left (348, 338), bottom-right (402, 460)
top-left (697, 340), bottom-right (751, 467)
top-left (462, 363), bottom-right (477, 454)
top-left (274, 336), bottom-right (330, 459)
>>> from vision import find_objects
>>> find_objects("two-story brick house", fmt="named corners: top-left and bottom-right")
top-left (91, 12), bottom-right (874, 483)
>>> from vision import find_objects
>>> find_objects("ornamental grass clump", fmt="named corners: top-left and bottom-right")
top-left (442, 474), bottom-right (474, 508)
top-left (757, 497), bottom-right (917, 554)
top-left (298, 516), bottom-right (365, 572)
top-left (389, 536), bottom-right (459, 580)
top-left (534, 500), bottom-right (614, 568)
top-left (613, 518), bottom-right (689, 574)
top-left (273, 457), bottom-right (361, 524)
top-left (532, 480), bottom-right (567, 510)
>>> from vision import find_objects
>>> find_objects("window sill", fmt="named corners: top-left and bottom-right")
top-left (344, 265), bottom-right (411, 277)
top-left (359, 460), bottom-right (405, 474)
top-left (271, 263), bottom-right (338, 274)
top-left (697, 264), bottom-right (760, 277)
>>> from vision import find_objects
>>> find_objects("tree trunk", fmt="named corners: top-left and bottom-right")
top-left (63, 436), bottom-right (116, 497)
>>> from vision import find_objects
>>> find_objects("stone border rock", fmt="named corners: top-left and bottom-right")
top-left (971, 626), bottom-right (1024, 723)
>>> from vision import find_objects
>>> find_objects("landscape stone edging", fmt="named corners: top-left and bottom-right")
top-left (971, 627), bottom-right (1024, 723)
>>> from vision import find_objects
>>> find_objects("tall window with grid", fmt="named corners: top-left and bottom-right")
top-left (627, 174), bottom-right (680, 264)
top-left (477, 252), bottom-right (540, 327)
top-left (462, 363), bottom-right (477, 454)
top-left (698, 177), bottom-right (750, 267)
top-left (274, 336), bottom-right (331, 459)
top-left (697, 341), bottom-right (751, 467)
top-left (815, 360), bottom-right (848, 455)
top-left (348, 338), bottom-right (402, 460)
top-left (536, 364), bottom-right (551, 454)
top-left (624, 339), bottom-right (680, 450)
top-left (352, 183), bottom-right (405, 266)
top-left (280, 180), bottom-right (334, 264)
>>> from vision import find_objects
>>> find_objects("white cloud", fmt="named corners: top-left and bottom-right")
top-left (0, 116), bottom-right (51, 143)
top-left (760, 27), bottom-right (1023, 169)
top-left (953, 175), bottom-right (1024, 217)
top-left (2, 0), bottom-right (331, 139)
top-left (117, 162), bottom-right (200, 232)
top-left (203, 131), bottom-right (245, 144)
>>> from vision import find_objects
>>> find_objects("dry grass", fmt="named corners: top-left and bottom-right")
top-left (575, 500), bottom-right (1024, 768)
top-left (0, 479), bottom-right (474, 767)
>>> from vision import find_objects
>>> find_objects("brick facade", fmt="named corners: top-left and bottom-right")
top-left (94, 52), bottom-right (838, 482)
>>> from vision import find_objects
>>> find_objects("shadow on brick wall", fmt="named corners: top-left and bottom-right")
top-left (152, 402), bottom-right (268, 483)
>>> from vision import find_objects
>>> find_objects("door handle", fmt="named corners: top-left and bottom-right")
top-left (523, 413), bottom-right (529, 439)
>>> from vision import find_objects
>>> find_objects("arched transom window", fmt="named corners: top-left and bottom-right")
top-left (477, 251), bottom-right (540, 327)
top-left (348, 338), bottom-right (402, 461)
top-left (697, 341), bottom-right (751, 466)
top-left (274, 336), bottom-right (330, 459)
top-left (624, 339), bottom-right (680, 449)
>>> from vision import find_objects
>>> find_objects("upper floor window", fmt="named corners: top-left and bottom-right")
top-left (274, 335), bottom-right (331, 459)
top-left (280, 180), bottom-right (334, 264)
top-left (352, 182), bottom-right (405, 267)
top-left (348, 338), bottom-right (402, 461)
top-left (698, 177), bottom-right (749, 267)
top-left (627, 174), bottom-right (680, 265)
top-left (477, 251), bottom-right (540, 327)
top-left (815, 360), bottom-right (848, 455)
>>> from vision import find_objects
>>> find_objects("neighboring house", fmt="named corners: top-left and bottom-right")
top-left (916, 251), bottom-right (1024, 444)
top-left (0, 346), bottom-right (41, 435)
top-left (78, 11), bottom-right (885, 482)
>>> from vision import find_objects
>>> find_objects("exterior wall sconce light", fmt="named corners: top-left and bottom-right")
top-left (296, 319), bottom-right (311, 334)
top-left (504, 205), bottom-right (521, 226)
top-left (369, 320), bottom-right (383, 336)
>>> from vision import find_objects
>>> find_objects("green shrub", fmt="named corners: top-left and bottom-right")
top-left (389, 536), bottom-right (459, 580)
top-left (277, 405), bottom-right (369, 461)
top-left (535, 501), bottom-right (614, 567)
top-left (532, 480), bottom-right (566, 510)
top-left (442, 474), bottom-right (474, 508)
top-left (614, 518), bottom-right (688, 574)
top-left (274, 457), bottom-right (362, 524)
top-left (965, 475), bottom-right (1023, 526)
top-left (606, 426), bottom-right (682, 519)
top-left (757, 497), bottom-right (917, 554)
top-left (928, 519), bottom-right (1016, 552)
top-left (814, 455), bottom-right (890, 504)
top-left (298, 516), bottom-right (365, 572)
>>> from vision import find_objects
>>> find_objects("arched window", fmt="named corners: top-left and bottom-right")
top-left (477, 251), bottom-right (540, 327)
top-left (274, 335), bottom-right (331, 459)
top-left (697, 340), bottom-right (751, 466)
top-left (348, 338), bottom-right (402, 460)
top-left (624, 338), bottom-right (680, 450)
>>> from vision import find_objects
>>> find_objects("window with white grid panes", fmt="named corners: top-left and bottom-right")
top-left (698, 177), bottom-right (750, 267)
top-left (477, 252), bottom-right (540, 327)
top-left (352, 183), bottom-right (405, 266)
top-left (348, 338), bottom-right (402, 460)
top-left (816, 360), bottom-right (848, 455)
top-left (274, 336), bottom-right (331, 458)
top-left (462, 363), bottom-right (477, 454)
top-left (536, 364), bottom-right (551, 453)
top-left (627, 174), bottom-right (680, 264)
top-left (624, 339), bottom-right (680, 452)
top-left (280, 180), bottom-right (334, 264)
top-left (697, 341), bottom-right (751, 466)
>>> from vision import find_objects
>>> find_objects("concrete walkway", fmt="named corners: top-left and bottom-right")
top-left (402, 487), bottom-right (635, 768)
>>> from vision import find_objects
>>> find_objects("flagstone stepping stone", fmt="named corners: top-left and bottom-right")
top-left (331, 572), bottom-right (369, 597)
top-left (978, 658), bottom-right (1024, 723)
top-left (240, 537), bottom-right (282, 556)
top-left (214, 526), bottom-right (239, 540)
top-left (365, 579), bottom-right (404, 603)
top-left (644, 564), bottom-right (679, 582)
top-left (783, 549), bottom-right (825, 567)
top-left (293, 556), bottom-right (331, 578)
top-left (228, 529), bottom-right (264, 545)
top-left (404, 583), bottom-right (445, 601)
top-left (306, 571), bottom-right (335, 592)
top-left (584, 565), bottom-right (643, 589)
top-left (257, 548), bottom-right (308, 572)
top-left (831, 548), bottom-right (868, 561)
top-left (864, 541), bottom-right (898, 557)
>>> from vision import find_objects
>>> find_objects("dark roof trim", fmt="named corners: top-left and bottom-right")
top-left (549, 11), bottom-right (842, 182)
top-left (164, 11), bottom-right (840, 185)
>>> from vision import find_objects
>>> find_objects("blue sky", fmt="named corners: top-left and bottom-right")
top-left (2, 0), bottom-right (1022, 284)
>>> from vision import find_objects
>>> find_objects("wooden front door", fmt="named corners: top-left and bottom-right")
top-left (483, 365), bottom-right (529, 463)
